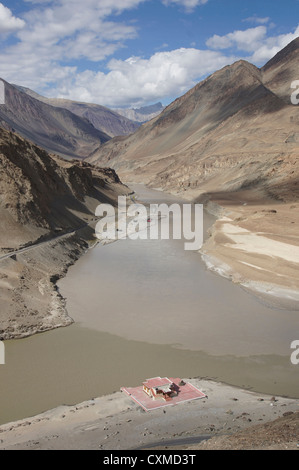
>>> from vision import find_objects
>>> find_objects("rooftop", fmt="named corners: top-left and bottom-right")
top-left (121, 377), bottom-right (206, 412)
top-left (143, 377), bottom-right (172, 389)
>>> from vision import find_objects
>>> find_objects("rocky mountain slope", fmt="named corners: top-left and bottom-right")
top-left (114, 102), bottom-right (164, 123)
top-left (88, 40), bottom-right (299, 198)
top-left (189, 411), bottom-right (299, 450)
top-left (13, 85), bottom-right (140, 138)
top-left (0, 79), bottom-right (111, 159)
top-left (262, 36), bottom-right (299, 102)
top-left (0, 127), bottom-right (130, 339)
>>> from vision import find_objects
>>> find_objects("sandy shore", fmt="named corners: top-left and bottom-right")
top-left (197, 191), bottom-right (299, 310)
top-left (0, 378), bottom-right (297, 450)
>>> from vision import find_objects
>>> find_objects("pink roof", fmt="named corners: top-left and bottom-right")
top-left (143, 377), bottom-right (173, 389)
top-left (121, 378), bottom-right (206, 412)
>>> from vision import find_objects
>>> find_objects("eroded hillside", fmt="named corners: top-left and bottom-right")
top-left (0, 128), bottom-right (130, 339)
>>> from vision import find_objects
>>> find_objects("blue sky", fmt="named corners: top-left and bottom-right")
top-left (0, 0), bottom-right (298, 108)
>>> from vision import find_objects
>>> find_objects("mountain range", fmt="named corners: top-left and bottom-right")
top-left (0, 79), bottom-right (111, 159)
top-left (11, 84), bottom-right (163, 134)
top-left (88, 37), bottom-right (299, 204)
top-left (0, 37), bottom-right (298, 331)
top-left (114, 102), bottom-right (164, 123)
top-left (0, 81), bottom-right (151, 159)
top-left (12, 85), bottom-right (141, 138)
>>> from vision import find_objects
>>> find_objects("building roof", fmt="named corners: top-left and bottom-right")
top-left (121, 377), bottom-right (206, 412)
top-left (143, 377), bottom-right (173, 389)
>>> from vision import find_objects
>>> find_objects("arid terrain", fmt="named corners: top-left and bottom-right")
top-left (88, 38), bottom-right (299, 306)
top-left (114, 102), bottom-right (165, 123)
top-left (0, 378), bottom-right (297, 450)
top-left (0, 37), bottom-right (298, 451)
top-left (0, 79), bottom-right (113, 159)
top-left (189, 410), bottom-right (299, 450)
top-left (14, 85), bottom-right (141, 138)
top-left (0, 127), bottom-right (130, 339)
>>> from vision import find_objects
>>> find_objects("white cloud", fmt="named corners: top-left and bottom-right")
top-left (162, 0), bottom-right (208, 12)
top-left (0, 0), bottom-right (144, 87)
top-left (250, 24), bottom-right (299, 63)
top-left (206, 24), bottom-right (299, 64)
top-left (51, 48), bottom-right (237, 107)
top-left (0, 1), bottom-right (298, 108)
top-left (243, 16), bottom-right (270, 25)
top-left (0, 3), bottom-right (25, 33)
top-left (206, 26), bottom-right (267, 52)
top-left (18, 0), bottom-right (141, 51)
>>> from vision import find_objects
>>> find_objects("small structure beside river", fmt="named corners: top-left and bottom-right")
top-left (121, 377), bottom-right (206, 411)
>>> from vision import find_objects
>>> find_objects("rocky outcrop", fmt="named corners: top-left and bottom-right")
top-left (0, 127), bottom-right (130, 339)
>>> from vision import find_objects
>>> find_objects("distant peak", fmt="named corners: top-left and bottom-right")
top-left (134, 102), bottom-right (164, 114)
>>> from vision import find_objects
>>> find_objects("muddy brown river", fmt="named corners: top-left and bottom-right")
top-left (0, 185), bottom-right (298, 425)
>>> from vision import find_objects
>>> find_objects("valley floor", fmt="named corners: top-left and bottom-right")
top-left (1, 185), bottom-right (298, 451)
top-left (0, 379), bottom-right (297, 450)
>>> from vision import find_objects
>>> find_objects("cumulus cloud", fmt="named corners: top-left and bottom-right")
top-left (250, 24), bottom-right (299, 63)
top-left (0, 3), bottom-right (25, 33)
top-left (18, 0), bottom-right (140, 56)
top-left (162, 0), bottom-right (208, 12)
top-left (0, 0), bottom-right (298, 108)
top-left (206, 24), bottom-right (299, 64)
top-left (0, 0), bottom-right (143, 88)
top-left (206, 26), bottom-right (267, 52)
top-left (243, 16), bottom-right (270, 25)
top-left (52, 48), bottom-right (237, 107)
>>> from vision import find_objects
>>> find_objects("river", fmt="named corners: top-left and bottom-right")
top-left (0, 185), bottom-right (298, 425)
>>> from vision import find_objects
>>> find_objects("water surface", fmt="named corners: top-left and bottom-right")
top-left (0, 184), bottom-right (298, 425)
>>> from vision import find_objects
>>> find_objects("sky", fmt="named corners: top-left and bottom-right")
top-left (0, 0), bottom-right (298, 108)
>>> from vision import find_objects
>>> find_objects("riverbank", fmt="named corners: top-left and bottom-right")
top-left (1, 183), bottom-right (298, 450)
top-left (0, 228), bottom-right (91, 340)
top-left (192, 189), bottom-right (299, 311)
top-left (145, 181), bottom-right (299, 310)
top-left (0, 378), bottom-right (297, 450)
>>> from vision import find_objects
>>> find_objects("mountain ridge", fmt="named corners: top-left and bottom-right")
top-left (13, 85), bottom-right (141, 138)
top-left (114, 102), bottom-right (164, 123)
top-left (88, 39), bottom-right (299, 200)
top-left (0, 79), bottom-right (111, 159)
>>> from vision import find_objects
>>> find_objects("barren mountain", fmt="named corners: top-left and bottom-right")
top-left (114, 102), bottom-right (164, 123)
top-left (88, 39), bottom-right (299, 195)
top-left (189, 411), bottom-right (299, 450)
top-left (262, 37), bottom-right (299, 102)
top-left (89, 38), bottom-right (299, 302)
top-left (48, 100), bottom-right (140, 137)
top-left (88, 52), bottom-right (297, 197)
top-left (0, 127), bottom-right (130, 339)
top-left (13, 85), bottom-right (140, 138)
top-left (0, 79), bottom-right (110, 159)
